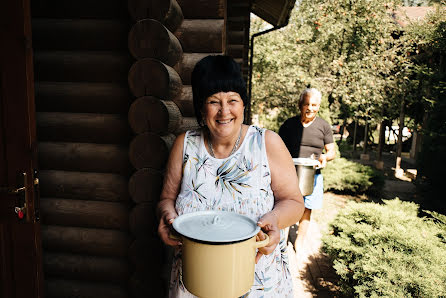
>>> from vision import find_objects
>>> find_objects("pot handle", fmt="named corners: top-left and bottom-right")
top-left (254, 234), bottom-right (269, 249)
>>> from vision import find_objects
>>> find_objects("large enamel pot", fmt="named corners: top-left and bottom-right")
top-left (293, 158), bottom-right (319, 196)
top-left (172, 211), bottom-right (269, 298)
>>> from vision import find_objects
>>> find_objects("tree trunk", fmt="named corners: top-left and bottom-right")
top-left (362, 120), bottom-right (368, 154)
top-left (395, 99), bottom-right (405, 170)
top-left (353, 119), bottom-right (358, 152)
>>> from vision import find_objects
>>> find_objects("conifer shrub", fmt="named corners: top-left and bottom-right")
top-left (322, 157), bottom-right (384, 194)
top-left (322, 199), bottom-right (446, 297)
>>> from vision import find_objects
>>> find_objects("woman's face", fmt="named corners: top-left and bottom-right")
top-left (202, 91), bottom-right (244, 139)
top-left (300, 94), bottom-right (320, 121)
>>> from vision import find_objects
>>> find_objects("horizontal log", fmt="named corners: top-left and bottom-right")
top-left (128, 58), bottom-right (182, 100)
top-left (174, 117), bottom-right (199, 135)
top-left (43, 252), bottom-right (130, 283)
top-left (176, 0), bottom-right (224, 18)
top-left (32, 19), bottom-right (129, 51)
top-left (226, 16), bottom-right (249, 31)
top-left (226, 44), bottom-right (245, 59)
top-left (40, 198), bottom-right (129, 230)
top-left (46, 279), bottom-right (128, 298)
top-left (36, 112), bottom-right (131, 144)
top-left (175, 19), bottom-right (223, 53)
top-left (31, 0), bottom-right (128, 18)
top-left (41, 225), bottom-right (131, 257)
top-left (129, 273), bottom-right (166, 298)
top-left (226, 30), bottom-right (245, 45)
top-left (128, 0), bottom-right (183, 32)
top-left (172, 85), bottom-right (194, 116)
top-left (129, 133), bottom-right (175, 170)
top-left (128, 238), bottom-right (163, 274)
top-left (128, 19), bottom-right (182, 66)
top-left (38, 142), bottom-right (131, 175)
top-left (129, 203), bottom-right (157, 239)
top-left (34, 82), bottom-right (131, 114)
top-left (39, 170), bottom-right (129, 202)
top-left (175, 53), bottom-right (214, 85)
top-left (128, 168), bottom-right (163, 203)
top-left (34, 51), bottom-right (132, 83)
top-left (128, 96), bottom-right (181, 134)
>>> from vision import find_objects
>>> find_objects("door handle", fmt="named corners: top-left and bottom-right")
top-left (0, 172), bottom-right (30, 219)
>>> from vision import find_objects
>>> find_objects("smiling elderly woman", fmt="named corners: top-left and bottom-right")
top-left (157, 55), bottom-right (304, 297)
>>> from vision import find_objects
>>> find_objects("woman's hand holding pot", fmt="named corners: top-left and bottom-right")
top-left (255, 211), bottom-right (280, 263)
top-left (158, 209), bottom-right (182, 247)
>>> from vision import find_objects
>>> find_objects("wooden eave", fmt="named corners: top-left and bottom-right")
top-left (251, 0), bottom-right (296, 27)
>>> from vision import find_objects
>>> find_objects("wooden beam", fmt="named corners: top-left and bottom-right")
top-left (128, 58), bottom-right (182, 99)
top-left (128, 0), bottom-right (183, 32)
top-left (128, 96), bottom-right (181, 134)
top-left (43, 252), bottom-right (130, 283)
top-left (175, 53), bottom-right (213, 85)
top-left (176, 0), bottom-right (224, 19)
top-left (32, 19), bottom-right (129, 51)
top-left (129, 133), bottom-right (175, 170)
top-left (172, 85), bottom-right (194, 117)
top-left (128, 168), bottom-right (163, 204)
top-left (40, 198), bottom-right (129, 230)
top-left (36, 112), bottom-right (131, 144)
top-left (175, 19), bottom-right (223, 53)
top-left (129, 203), bottom-right (157, 238)
top-left (39, 170), bottom-right (129, 202)
top-left (34, 82), bottom-right (131, 114)
top-left (41, 225), bottom-right (131, 257)
top-left (128, 19), bottom-right (182, 66)
top-left (46, 279), bottom-right (128, 298)
top-left (33, 51), bottom-right (132, 83)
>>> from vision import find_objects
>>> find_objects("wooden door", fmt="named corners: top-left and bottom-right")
top-left (0, 0), bottom-right (44, 297)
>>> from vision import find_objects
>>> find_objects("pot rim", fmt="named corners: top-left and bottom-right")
top-left (172, 210), bottom-right (261, 243)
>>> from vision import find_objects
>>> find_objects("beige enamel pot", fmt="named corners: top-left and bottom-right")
top-left (172, 211), bottom-right (269, 298)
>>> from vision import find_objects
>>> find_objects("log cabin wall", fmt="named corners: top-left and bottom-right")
top-left (31, 0), bottom-right (134, 297)
top-left (225, 0), bottom-right (251, 83)
top-left (31, 0), bottom-right (249, 297)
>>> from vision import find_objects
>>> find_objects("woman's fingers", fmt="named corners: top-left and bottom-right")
top-left (255, 211), bottom-right (280, 263)
top-left (158, 213), bottom-right (182, 246)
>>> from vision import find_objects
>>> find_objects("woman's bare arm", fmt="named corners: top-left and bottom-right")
top-left (266, 130), bottom-right (305, 229)
top-left (157, 133), bottom-right (185, 246)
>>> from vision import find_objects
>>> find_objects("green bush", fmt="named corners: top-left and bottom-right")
top-left (322, 199), bottom-right (446, 297)
top-left (322, 157), bottom-right (384, 194)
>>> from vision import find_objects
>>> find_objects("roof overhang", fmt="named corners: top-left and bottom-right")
top-left (251, 0), bottom-right (296, 27)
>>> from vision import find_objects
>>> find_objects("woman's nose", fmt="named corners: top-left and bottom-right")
top-left (219, 102), bottom-right (230, 114)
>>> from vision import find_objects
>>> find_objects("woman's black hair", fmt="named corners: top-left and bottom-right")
top-left (191, 55), bottom-right (247, 126)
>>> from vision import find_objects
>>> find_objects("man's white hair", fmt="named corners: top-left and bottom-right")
top-left (299, 88), bottom-right (322, 107)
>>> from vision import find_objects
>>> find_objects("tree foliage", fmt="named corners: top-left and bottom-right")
top-left (251, 0), bottom-right (414, 130)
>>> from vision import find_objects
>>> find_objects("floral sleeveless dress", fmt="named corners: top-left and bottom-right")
top-left (169, 125), bottom-right (293, 298)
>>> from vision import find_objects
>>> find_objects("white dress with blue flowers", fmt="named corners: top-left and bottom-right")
top-left (169, 125), bottom-right (293, 298)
